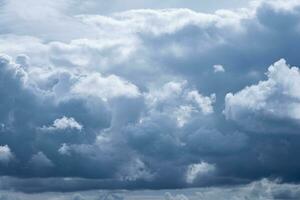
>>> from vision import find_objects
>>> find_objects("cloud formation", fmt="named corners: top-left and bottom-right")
top-left (0, 0), bottom-right (300, 194)
top-left (225, 59), bottom-right (300, 133)
top-left (42, 116), bottom-right (83, 131)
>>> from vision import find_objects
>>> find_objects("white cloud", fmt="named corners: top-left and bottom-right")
top-left (186, 162), bottom-right (216, 184)
top-left (186, 91), bottom-right (216, 115)
top-left (53, 116), bottom-right (82, 130)
top-left (71, 73), bottom-right (140, 101)
top-left (224, 59), bottom-right (300, 132)
top-left (43, 116), bottom-right (83, 131)
top-left (0, 145), bottom-right (14, 164)
top-left (173, 105), bottom-right (196, 127)
top-left (145, 81), bottom-right (215, 127)
top-left (213, 64), bottom-right (225, 73)
top-left (0, 2), bottom-right (251, 71)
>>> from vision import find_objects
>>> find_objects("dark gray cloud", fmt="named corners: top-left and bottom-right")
top-left (0, 0), bottom-right (300, 194)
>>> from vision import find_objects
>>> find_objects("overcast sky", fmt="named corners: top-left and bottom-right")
top-left (1, 0), bottom-right (300, 199)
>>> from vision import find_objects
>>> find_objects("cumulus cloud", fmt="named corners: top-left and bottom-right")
top-left (145, 81), bottom-right (215, 127)
top-left (42, 116), bottom-right (83, 131)
top-left (225, 59), bottom-right (300, 133)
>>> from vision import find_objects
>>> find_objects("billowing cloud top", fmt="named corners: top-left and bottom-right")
top-left (0, 0), bottom-right (300, 194)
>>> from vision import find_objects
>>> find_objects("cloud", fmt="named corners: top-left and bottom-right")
top-left (71, 73), bottom-right (141, 101)
top-left (224, 59), bottom-right (300, 133)
top-left (186, 162), bottom-right (216, 184)
top-left (144, 81), bottom-right (215, 127)
top-left (28, 152), bottom-right (54, 169)
top-left (1, 179), bottom-right (300, 200)
top-left (186, 91), bottom-right (216, 114)
top-left (117, 158), bottom-right (154, 181)
top-left (0, 145), bottom-right (14, 164)
top-left (58, 143), bottom-right (71, 156)
top-left (213, 65), bottom-right (225, 73)
top-left (1, 0), bottom-right (300, 193)
top-left (72, 194), bottom-right (85, 200)
top-left (42, 116), bottom-right (83, 131)
top-left (165, 192), bottom-right (189, 200)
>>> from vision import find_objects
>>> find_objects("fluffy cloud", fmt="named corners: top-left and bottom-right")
top-left (144, 81), bottom-right (215, 127)
top-left (42, 116), bottom-right (83, 131)
top-left (225, 59), bottom-right (300, 133)
top-left (71, 73), bottom-right (141, 101)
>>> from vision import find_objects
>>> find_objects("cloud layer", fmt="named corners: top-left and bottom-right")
top-left (1, 179), bottom-right (300, 200)
top-left (0, 0), bottom-right (300, 193)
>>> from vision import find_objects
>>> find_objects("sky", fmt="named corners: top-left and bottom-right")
top-left (1, 0), bottom-right (300, 199)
